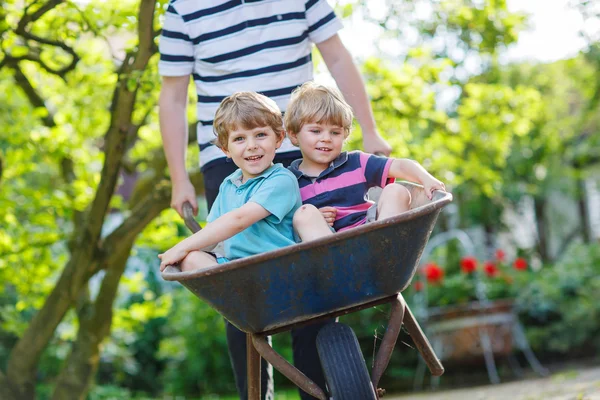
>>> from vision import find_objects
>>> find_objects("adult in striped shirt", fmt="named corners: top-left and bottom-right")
top-left (158, 0), bottom-right (391, 219)
top-left (158, 2), bottom-right (391, 399)
top-left (285, 82), bottom-right (446, 242)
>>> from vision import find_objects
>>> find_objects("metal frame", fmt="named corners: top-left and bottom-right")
top-left (245, 294), bottom-right (444, 400)
top-left (166, 190), bottom-right (451, 399)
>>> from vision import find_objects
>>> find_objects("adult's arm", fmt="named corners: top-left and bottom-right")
top-left (317, 34), bottom-right (392, 156)
top-left (159, 75), bottom-right (198, 216)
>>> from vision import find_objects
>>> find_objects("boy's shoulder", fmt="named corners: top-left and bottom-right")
top-left (265, 163), bottom-right (298, 183)
top-left (333, 150), bottom-right (364, 169)
top-left (343, 150), bottom-right (388, 165)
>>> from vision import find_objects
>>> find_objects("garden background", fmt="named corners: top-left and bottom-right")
top-left (1, 0), bottom-right (599, 399)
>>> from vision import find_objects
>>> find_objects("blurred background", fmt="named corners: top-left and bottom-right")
top-left (0, 0), bottom-right (599, 399)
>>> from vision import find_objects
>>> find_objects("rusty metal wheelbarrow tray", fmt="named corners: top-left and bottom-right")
top-left (161, 183), bottom-right (452, 335)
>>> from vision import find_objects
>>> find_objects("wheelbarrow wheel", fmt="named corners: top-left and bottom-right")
top-left (316, 323), bottom-right (377, 400)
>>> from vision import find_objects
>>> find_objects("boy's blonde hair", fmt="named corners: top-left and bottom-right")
top-left (284, 81), bottom-right (354, 136)
top-left (213, 91), bottom-right (284, 149)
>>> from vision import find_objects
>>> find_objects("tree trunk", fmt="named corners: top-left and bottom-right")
top-left (51, 258), bottom-right (130, 400)
top-left (5, 256), bottom-right (96, 399)
top-left (50, 169), bottom-right (204, 400)
top-left (533, 196), bottom-right (550, 262)
top-left (577, 177), bottom-right (591, 243)
top-left (51, 186), bottom-right (170, 399)
top-left (4, 1), bottom-right (158, 397)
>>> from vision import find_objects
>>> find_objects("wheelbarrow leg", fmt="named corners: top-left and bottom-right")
top-left (247, 333), bottom-right (261, 400)
top-left (403, 304), bottom-right (445, 376)
top-left (252, 335), bottom-right (328, 400)
top-left (372, 294), bottom-right (405, 393)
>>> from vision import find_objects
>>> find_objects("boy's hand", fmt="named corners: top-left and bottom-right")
top-left (421, 176), bottom-right (446, 200)
top-left (158, 245), bottom-right (189, 272)
top-left (319, 206), bottom-right (337, 227)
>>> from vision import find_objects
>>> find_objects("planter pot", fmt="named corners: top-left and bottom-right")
top-left (426, 299), bottom-right (515, 362)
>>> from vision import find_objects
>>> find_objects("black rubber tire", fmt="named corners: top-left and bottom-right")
top-left (316, 323), bottom-right (377, 400)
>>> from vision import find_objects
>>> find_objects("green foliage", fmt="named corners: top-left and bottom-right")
top-left (0, 0), bottom-right (164, 336)
top-left (353, 57), bottom-right (543, 198)
top-left (354, 0), bottom-right (526, 67)
top-left (481, 57), bottom-right (597, 200)
top-left (517, 243), bottom-right (600, 354)
top-left (157, 289), bottom-right (235, 396)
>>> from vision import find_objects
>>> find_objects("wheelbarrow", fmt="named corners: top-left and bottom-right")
top-left (161, 182), bottom-right (452, 399)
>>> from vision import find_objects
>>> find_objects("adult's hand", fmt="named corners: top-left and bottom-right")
top-left (171, 178), bottom-right (198, 218)
top-left (363, 131), bottom-right (392, 156)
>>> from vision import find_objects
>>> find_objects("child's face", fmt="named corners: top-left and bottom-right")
top-left (223, 125), bottom-right (282, 181)
top-left (291, 122), bottom-right (346, 168)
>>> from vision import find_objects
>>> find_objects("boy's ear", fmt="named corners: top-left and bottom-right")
top-left (274, 131), bottom-right (285, 149)
top-left (221, 145), bottom-right (231, 158)
top-left (287, 130), bottom-right (299, 146)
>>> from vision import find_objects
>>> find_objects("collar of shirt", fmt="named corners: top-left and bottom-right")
top-left (227, 163), bottom-right (281, 188)
top-left (289, 151), bottom-right (349, 180)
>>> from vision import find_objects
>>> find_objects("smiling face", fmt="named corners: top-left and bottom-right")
top-left (289, 122), bottom-right (346, 175)
top-left (284, 82), bottom-right (354, 175)
top-left (213, 91), bottom-right (285, 181)
top-left (223, 126), bottom-right (282, 181)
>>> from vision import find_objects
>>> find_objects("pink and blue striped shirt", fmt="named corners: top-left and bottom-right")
top-left (289, 151), bottom-right (394, 231)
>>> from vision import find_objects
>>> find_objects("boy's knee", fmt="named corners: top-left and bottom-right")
top-left (180, 250), bottom-right (206, 272)
top-left (293, 204), bottom-right (320, 227)
top-left (382, 184), bottom-right (411, 206)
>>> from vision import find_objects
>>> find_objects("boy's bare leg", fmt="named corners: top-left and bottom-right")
top-left (293, 204), bottom-right (334, 242)
top-left (180, 250), bottom-right (219, 272)
top-left (377, 184), bottom-right (411, 220)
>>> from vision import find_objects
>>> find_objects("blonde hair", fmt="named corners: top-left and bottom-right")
top-left (284, 81), bottom-right (354, 137)
top-left (213, 91), bottom-right (284, 149)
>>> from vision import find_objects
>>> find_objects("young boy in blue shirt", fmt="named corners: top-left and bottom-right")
top-left (158, 91), bottom-right (301, 271)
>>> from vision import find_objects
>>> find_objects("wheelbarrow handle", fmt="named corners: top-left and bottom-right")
top-left (182, 201), bottom-right (202, 233)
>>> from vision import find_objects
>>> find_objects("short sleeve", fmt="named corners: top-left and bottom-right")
top-left (358, 151), bottom-right (394, 188)
top-left (248, 173), bottom-right (300, 223)
top-left (305, 0), bottom-right (344, 44)
top-left (158, 4), bottom-right (195, 76)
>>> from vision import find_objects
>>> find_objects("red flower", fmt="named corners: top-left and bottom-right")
top-left (460, 256), bottom-right (478, 274)
top-left (513, 258), bottom-right (528, 270)
top-left (483, 261), bottom-right (498, 277)
top-left (424, 263), bottom-right (444, 284)
top-left (495, 249), bottom-right (506, 262)
top-left (414, 281), bottom-right (424, 292)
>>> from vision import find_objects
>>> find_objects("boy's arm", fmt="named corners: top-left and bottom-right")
top-left (158, 202), bottom-right (270, 270)
top-left (389, 159), bottom-right (446, 199)
top-left (316, 35), bottom-right (392, 156)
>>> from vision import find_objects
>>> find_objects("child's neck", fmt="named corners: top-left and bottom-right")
top-left (298, 158), bottom-right (329, 178)
top-left (240, 163), bottom-right (274, 183)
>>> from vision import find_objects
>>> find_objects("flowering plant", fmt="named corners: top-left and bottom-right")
top-left (412, 249), bottom-right (533, 308)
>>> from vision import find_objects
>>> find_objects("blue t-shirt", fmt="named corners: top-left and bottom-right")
top-left (207, 164), bottom-right (301, 260)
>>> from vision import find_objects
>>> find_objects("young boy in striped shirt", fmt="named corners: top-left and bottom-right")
top-left (285, 82), bottom-right (446, 242)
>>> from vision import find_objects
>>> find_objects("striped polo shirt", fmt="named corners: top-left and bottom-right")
top-left (289, 151), bottom-right (394, 232)
top-left (158, 0), bottom-right (343, 171)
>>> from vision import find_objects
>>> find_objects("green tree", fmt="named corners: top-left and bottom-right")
top-left (0, 1), bottom-right (202, 398)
